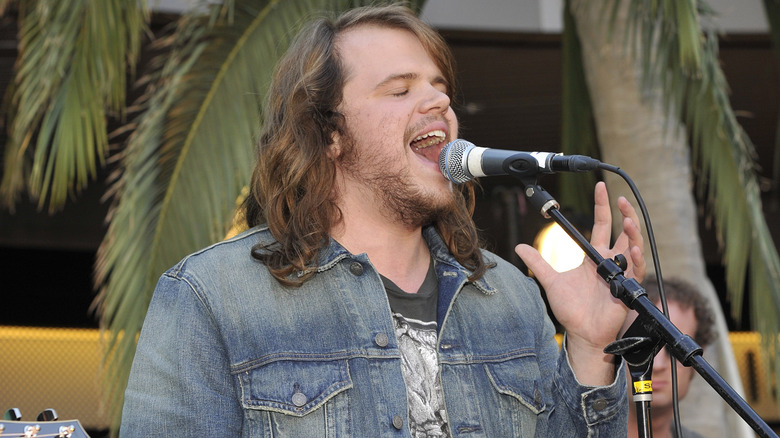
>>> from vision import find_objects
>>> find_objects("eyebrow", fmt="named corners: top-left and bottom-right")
top-left (374, 72), bottom-right (449, 91)
top-left (374, 72), bottom-right (418, 91)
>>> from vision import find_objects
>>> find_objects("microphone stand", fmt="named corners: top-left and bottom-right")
top-left (510, 167), bottom-right (778, 438)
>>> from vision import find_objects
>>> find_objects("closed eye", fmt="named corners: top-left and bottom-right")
top-left (376, 73), bottom-right (416, 97)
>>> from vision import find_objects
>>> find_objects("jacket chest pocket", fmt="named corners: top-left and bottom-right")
top-left (479, 356), bottom-right (550, 437)
top-left (440, 354), bottom-right (550, 437)
top-left (238, 359), bottom-right (353, 436)
top-left (485, 356), bottom-right (547, 414)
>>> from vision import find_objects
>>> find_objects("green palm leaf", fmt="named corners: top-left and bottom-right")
top-left (92, 0), bottom-right (426, 432)
top-left (0, 0), bottom-right (146, 212)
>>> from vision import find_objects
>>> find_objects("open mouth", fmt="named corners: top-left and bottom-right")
top-left (411, 130), bottom-right (446, 150)
top-left (410, 130), bottom-right (446, 162)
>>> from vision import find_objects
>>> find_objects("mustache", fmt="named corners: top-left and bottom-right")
top-left (404, 116), bottom-right (451, 142)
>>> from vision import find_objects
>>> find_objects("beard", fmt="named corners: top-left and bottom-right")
top-left (336, 129), bottom-right (457, 229)
top-left (368, 167), bottom-right (457, 228)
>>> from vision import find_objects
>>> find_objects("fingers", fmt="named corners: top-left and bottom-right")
top-left (617, 195), bottom-right (641, 230)
top-left (615, 197), bottom-right (646, 281)
top-left (630, 244), bottom-right (646, 281)
top-left (622, 213), bottom-right (644, 254)
top-left (590, 183), bottom-right (646, 281)
top-left (525, 182), bottom-right (646, 285)
top-left (590, 182), bottom-right (612, 248)
top-left (612, 196), bottom-right (643, 251)
top-left (515, 243), bottom-right (556, 286)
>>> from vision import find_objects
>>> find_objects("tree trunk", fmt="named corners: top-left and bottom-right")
top-left (569, 1), bottom-right (752, 437)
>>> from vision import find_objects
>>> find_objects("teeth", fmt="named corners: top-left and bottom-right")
top-left (411, 130), bottom-right (446, 150)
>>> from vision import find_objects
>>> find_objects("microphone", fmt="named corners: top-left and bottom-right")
top-left (439, 139), bottom-right (601, 184)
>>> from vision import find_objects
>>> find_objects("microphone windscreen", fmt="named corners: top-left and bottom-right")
top-left (439, 139), bottom-right (474, 184)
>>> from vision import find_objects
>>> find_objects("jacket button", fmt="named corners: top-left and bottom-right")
top-left (292, 392), bottom-right (307, 407)
top-left (592, 398), bottom-right (608, 412)
top-left (392, 415), bottom-right (404, 429)
top-left (349, 262), bottom-right (364, 276)
top-left (533, 384), bottom-right (543, 409)
top-left (374, 333), bottom-right (389, 347)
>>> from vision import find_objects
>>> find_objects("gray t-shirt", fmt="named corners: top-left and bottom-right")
top-left (382, 261), bottom-right (449, 437)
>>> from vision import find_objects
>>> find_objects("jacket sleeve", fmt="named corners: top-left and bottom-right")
top-left (546, 331), bottom-right (628, 437)
top-left (120, 271), bottom-right (244, 437)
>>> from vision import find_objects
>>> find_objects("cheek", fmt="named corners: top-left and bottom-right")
top-left (445, 108), bottom-right (459, 139)
top-left (350, 105), bottom-right (409, 140)
top-left (677, 368), bottom-right (696, 397)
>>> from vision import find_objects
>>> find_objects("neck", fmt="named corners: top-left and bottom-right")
top-left (331, 205), bottom-right (432, 294)
top-left (330, 169), bottom-right (439, 293)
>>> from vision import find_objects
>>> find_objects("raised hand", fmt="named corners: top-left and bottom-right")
top-left (516, 181), bottom-right (646, 385)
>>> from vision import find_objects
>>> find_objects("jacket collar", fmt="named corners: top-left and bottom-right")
top-left (422, 225), bottom-right (496, 296)
top-left (309, 225), bottom-right (495, 295)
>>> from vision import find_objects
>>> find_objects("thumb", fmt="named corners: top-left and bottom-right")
top-left (515, 243), bottom-right (556, 286)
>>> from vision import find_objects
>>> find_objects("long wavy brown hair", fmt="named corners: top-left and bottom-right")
top-left (243, 4), bottom-right (490, 286)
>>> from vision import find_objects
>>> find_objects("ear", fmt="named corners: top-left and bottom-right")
top-left (327, 131), bottom-right (341, 160)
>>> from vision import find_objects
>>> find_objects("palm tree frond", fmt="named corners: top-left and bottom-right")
top-left (0, 0), bottom-right (148, 212)
top-left (674, 0), bottom-right (702, 72)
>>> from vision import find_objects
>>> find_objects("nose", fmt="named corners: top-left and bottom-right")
top-left (420, 84), bottom-right (451, 115)
top-left (654, 347), bottom-right (670, 371)
top-left (653, 346), bottom-right (683, 371)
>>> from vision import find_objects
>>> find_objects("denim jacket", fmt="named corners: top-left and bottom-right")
top-left (120, 225), bottom-right (627, 437)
